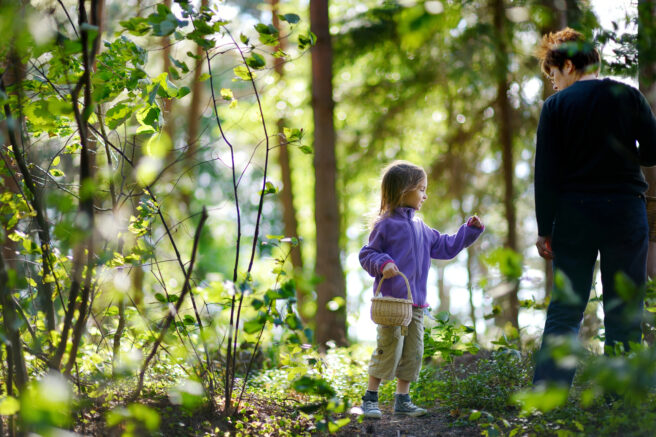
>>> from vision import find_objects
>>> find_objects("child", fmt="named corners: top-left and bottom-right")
top-left (359, 160), bottom-right (484, 418)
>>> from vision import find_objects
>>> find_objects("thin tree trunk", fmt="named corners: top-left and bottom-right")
top-left (638, 0), bottom-right (656, 343)
top-left (466, 245), bottom-right (478, 341)
top-left (185, 0), bottom-right (208, 169)
top-left (51, 0), bottom-right (99, 370)
top-left (539, 0), bottom-right (567, 300)
top-left (272, 0), bottom-right (308, 321)
top-left (162, 0), bottom-right (174, 144)
top-left (310, 0), bottom-right (347, 350)
top-left (1, 36), bottom-right (57, 333)
top-left (492, 0), bottom-right (519, 329)
top-left (0, 246), bottom-right (27, 394)
top-left (437, 263), bottom-right (449, 314)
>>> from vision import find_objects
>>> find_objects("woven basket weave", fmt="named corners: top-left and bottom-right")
top-left (370, 272), bottom-right (414, 327)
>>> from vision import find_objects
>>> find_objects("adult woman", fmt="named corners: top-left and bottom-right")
top-left (533, 28), bottom-right (656, 386)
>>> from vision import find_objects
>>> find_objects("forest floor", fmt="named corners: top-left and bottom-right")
top-left (72, 387), bottom-right (478, 436)
top-left (333, 407), bottom-right (478, 437)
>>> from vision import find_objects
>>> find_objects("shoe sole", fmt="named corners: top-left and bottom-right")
top-left (363, 413), bottom-right (382, 419)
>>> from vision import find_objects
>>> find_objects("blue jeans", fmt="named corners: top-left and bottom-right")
top-left (533, 192), bottom-right (648, 386)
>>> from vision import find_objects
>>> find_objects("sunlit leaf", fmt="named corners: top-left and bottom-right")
top-left (0, 396), bottom-right (19, 415)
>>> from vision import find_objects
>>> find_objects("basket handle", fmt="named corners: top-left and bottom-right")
top-left (374, 271), bottom-right (413, 303)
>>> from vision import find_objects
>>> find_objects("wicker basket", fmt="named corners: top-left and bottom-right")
top-left (370, 272), bottom-right (414, 327)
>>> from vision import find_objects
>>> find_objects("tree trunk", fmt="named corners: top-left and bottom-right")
top-left (492, 0), bottom-right (519, 329)
top-left (436, 263), bottom-right (449, 314)
top-left (1, 37), bottom-right (57, 333)
top-left (539, 0), bottom-right (568, 300)
top-left (51, 0), bottom-right (100, 370)
top-left (310, 0), bottom-right (347, 350)
top-left (272, 0), bottom-right (308, 321)
top-left (638, 0), bottom-right (656, 343)
top-left (185, 0), bottom-right (208, 167)
top-left (162, 0), bottom-right (174, 144)
top-left (0, 246), bottom-right (28, 394)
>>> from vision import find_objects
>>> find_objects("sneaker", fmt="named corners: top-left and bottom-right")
top-left (362, 399), bottom-right (382, 419)
top-left (394, 394), bottom-right (427, 417)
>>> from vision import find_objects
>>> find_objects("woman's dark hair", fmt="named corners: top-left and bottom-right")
top-left (537, 27), bottom-right (600, 76)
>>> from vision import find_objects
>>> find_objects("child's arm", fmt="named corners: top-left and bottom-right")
top-left (430, 217), bottom-right (484, 260)
top-left (359, 222), bottom-right (395, 277)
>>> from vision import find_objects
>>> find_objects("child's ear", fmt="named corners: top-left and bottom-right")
top-left (564, 59), bottom-right (574, 74)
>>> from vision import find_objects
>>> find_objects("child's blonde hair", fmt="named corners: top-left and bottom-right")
top-left (378, 160), bottom-right (426, 219)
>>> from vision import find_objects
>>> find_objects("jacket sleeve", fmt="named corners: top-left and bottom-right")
top-left (359, 222), bottom-right (394, 277)
top-left (535, 99), bottom-right (559, 237)
top-left (429, 223), bottom-right (483, 260)
top-left (635, 89), bottom-right (656, 167)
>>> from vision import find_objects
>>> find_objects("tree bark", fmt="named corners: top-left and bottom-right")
top-left (639, 0), bottom-right (656, 279)
top-left (437, 263), bottom-right (449, 314)
top-left (272, 0), bottom-right (308, 321)
top-left (1, 32), bottom-right (57, 333)
top-left (492, 0), bottom-right (519, 329)
top-left (162, 0), bottom-right (174, 145)
top-left (0, 244), bottom-right (28, 394)
top-left (310, 0), bottom-right (347, 350)
top-left (538, 0), bottom-right (568, 300)
top-left (638, 0), bottom-right (656, 343)
top-left (185, 0), bottom-right (209, 170)
top-left (51, 0), bottom-right (100, 370)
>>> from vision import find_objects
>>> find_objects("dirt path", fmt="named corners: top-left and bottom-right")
top-left (333, 407), bottom-right (478, 437)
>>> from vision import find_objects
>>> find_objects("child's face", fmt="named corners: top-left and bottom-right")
top-left (402, 177), bottom-right (428, 210)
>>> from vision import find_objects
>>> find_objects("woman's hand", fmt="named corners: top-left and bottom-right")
top-left (467, 215), bottom-right (484, 229)
top-left (382, 262), bottom-right (400, 278)
top-left (536, 235), bottom-right (553, 260)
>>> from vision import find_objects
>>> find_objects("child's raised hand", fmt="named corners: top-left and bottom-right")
top-left (382, 262), bottom-right (400, 278)
top-left (467, 215), bottom-right (483, 229)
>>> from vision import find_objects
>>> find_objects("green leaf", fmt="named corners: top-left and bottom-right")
top-left (220, 88), bottom-right (233, 101)
top-left (170, 56), bottom-right (189, 73)
top-left (183, 315), bottom-right (196, 325)
top-left (261, 181), bottom-right (278, 195)
top-left (298, 145), bottom-right (312, 154)
top-left (155, 293), bottom-right (166, 303)
top-left (136, 105), bottom-right (160, 133)
top-left (147, 4), bottom-right (186, 36)
top-left (292, 376), bottom-right (336, 398)
top-left (246, 53), bottom-right (266, 70)
top-left (298, 31), bottom-right (317, 50)
top-left (273, 49), bottom-right (287, 59)
top-left (468, 410), bottom-right (481, 421)
top-left (328, 418), bottom-right (350, 433)
top-left (279, 13), bottom-right (300, 24)
top-left (0, 396), bottom-right (20, 415)
top-left (240, 33), bottom-right (249, 44)
top-left (168, 66), bottom-right (180, 80)
top-left (105, 102), bottom-right (134, 129)
top-left (198, 73), bottom-right (211, 82)
top-left (512, 386), bottom-right (569, 414)
top-left (283, 127), bottom-right (303, 141)
top-left (254, 23), bottom-right (279, 46)
top-left (233, 66), bottom-right (254, 81)
top-left (49, 169), bottom-right (65, 177)
top-left (243, 315), bottom-right (266, 334)
top-left (177, 86), bottom-right (191, 98)
top-left (120, 17), bottom-right (151, 36)
top-left (127, 404), bottom-right (160, 431)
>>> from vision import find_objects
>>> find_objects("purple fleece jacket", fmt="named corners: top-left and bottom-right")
top-left (359, 207), bottom-right (484, 308)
